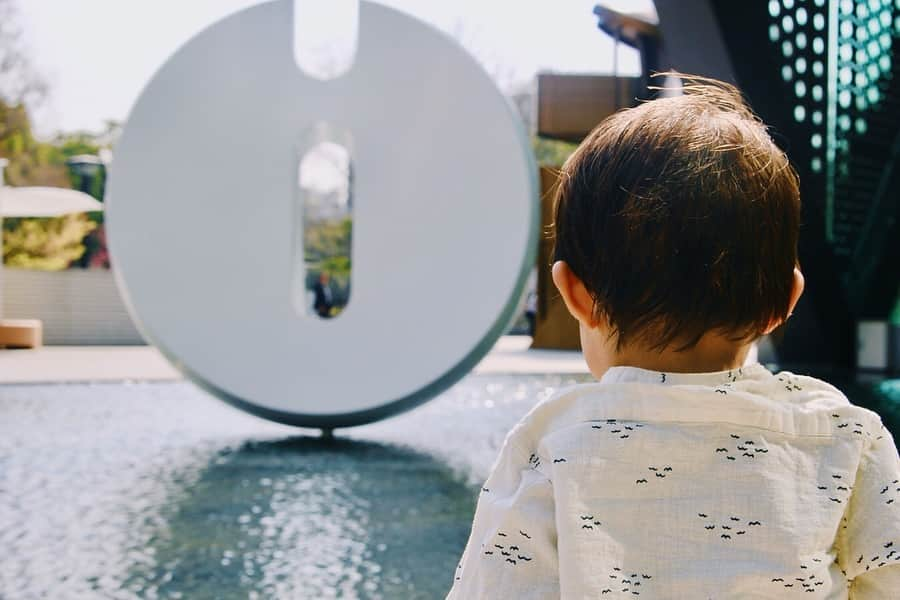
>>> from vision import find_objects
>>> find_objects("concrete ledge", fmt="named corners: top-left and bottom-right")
top-left (473, 335), bottom-right (589, 375)
top-left (0, 345), bottom-right (181, 383)
top-left (0, 336), bottom-right (589, 385)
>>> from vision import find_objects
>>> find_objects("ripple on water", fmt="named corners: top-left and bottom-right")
top-left (0, 374), bottom-right (589, 598)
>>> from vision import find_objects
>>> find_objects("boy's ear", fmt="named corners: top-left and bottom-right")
top-left (551, 261), bottom-right (596, 326)
top-left (763, 266), bottom-right (805, 335)
top-left (788, 267), bottom-right (805, 314)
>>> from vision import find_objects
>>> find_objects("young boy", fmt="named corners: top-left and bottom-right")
top-left (448, 76), bottom-right (900, 598)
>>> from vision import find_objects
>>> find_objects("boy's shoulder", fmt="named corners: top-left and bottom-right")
top-left (504, 367), bottom-right (883, 454)
top-left (771, 370), bottom-right (884, 427)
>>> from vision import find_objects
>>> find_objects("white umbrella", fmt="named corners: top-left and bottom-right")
top-left (0, 169), bottom-right (104, 350)
top-left (0, 186), bottom-right (103, 218)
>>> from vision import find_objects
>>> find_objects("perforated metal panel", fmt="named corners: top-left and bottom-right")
top-left (665, 0), bottom-right (900, 364)
top-left (763, 0), bottom-right (900, 304)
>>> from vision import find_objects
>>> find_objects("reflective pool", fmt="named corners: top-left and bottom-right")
top-left (1, 370), bottom-right (896, 599)
top-left (0, 374), bottom-right (587, 599)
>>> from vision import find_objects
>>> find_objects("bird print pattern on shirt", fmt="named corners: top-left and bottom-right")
top-left (635, 465), bottom-right (674, 485)
top-left (578, 514), bottom-right (603, 530)
top-left (816, 473), bottom-right (853, 505)
top-left (715, 434), bottom-right (769, 462)
top-left (589, 419), bottom-right (645, 440)
top-left (879, 479), bottom-right (900, 506)
top-left (696, 512), bottom-right (763, 540)
top-left (874, 540), bottom-right (899, 567)
top-left (768, 561), bottom-right (829, 594)
top-left (776, 374), bottom-right (804, 392)
top-left (601, 567), bottom-right (654, 596)
top-left (848, 539), bottom-right (900, 577)
top-left (855, 539), bottom-right (900, 572)
top-left (481, 530), bottom-right (535, 567)
top-left (828, 411), bottom-right (875, 439)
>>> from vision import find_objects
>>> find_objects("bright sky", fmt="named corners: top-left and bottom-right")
top-left (18, 0), bottom-right (653, 137)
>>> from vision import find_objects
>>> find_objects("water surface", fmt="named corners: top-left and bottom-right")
top-left (0, 374), bottom-right (585, 599)
top-left (1, 369), bottom-right (896, 599)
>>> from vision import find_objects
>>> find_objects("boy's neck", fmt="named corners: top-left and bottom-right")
top-left (585, 325), bottom-right (753, 378)
top-left (612, 339), bottom-right (752, 374)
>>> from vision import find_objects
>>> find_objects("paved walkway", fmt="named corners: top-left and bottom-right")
top-left (0, 336), bottom-right (589, 384)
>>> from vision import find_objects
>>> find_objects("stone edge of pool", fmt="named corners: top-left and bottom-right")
top-left (0, 335), bottom-right (590, 384)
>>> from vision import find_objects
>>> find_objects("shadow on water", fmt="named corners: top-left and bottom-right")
top-left (123, 436), bottom-right (475, 600)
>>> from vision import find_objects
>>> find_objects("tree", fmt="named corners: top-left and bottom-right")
top-left (532, 136), bottom-right (577, 166)
top-left (1, 101), bottom-right (72, 187)
top-left (2, 214), bottom-right (97, 270)
top-left (0, 0), bottom-right (65, 187)
top-left (0, 0), bottom-right (48, 108)
top-left (0, 0), bottom-right (110, 270)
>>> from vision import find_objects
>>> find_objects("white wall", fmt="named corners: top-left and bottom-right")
top-left (2, 268), bottom-right (145, 345)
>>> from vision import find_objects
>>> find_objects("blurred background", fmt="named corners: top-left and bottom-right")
top-left (5, 0), bottom-right (900, 368)
top-left (0, 0), bottom-right (646, 336)
top-left (3, 1), bottom-right (900, 598)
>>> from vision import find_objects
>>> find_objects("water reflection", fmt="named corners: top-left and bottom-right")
top-left (123, 437), bottom-right (474, 599)
top-left (0, 374), bottom-right (586, 599)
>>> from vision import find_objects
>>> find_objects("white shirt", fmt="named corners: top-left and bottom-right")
top-left (447, 364), bottom-right (900, 599)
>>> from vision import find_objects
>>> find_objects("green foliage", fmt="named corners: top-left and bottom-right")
top-left (304, 216), bottom-right (352, 307)
top-left (532, 136), bottom-right (578, 166)
top-left (56, 134), bottom-right (100, 159)
top-left (1, 97), bottom-right (116, 270)
top-left (320, 254), bottom-right (350, 276)
top-left (304, 216), bottom-right (352, 275)
top-left (2, 214), bottom-right (97, 270)
top-left (0, 101), bottom-right (72, 187)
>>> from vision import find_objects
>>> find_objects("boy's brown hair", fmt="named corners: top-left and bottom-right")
top-left (551, 74), bottom-right (801, 351)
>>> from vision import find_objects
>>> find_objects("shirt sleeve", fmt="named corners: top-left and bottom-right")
top-left (446, 437), bottom-right (559, 599)
top-left (838, 422), bottom-right (900, 598)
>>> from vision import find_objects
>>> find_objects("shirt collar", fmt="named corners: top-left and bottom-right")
top-left (599, 362), bottom-right (770, 386)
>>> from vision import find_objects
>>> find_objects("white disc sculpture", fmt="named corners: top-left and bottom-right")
top-left (108, 0), bottom-right (537, 427)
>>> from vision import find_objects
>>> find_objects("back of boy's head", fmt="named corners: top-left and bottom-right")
top-left (552, 74), bottom-right (801, 351)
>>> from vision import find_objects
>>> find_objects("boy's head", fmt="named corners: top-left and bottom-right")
top-left (551, 74), bottom-right (803, 363)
